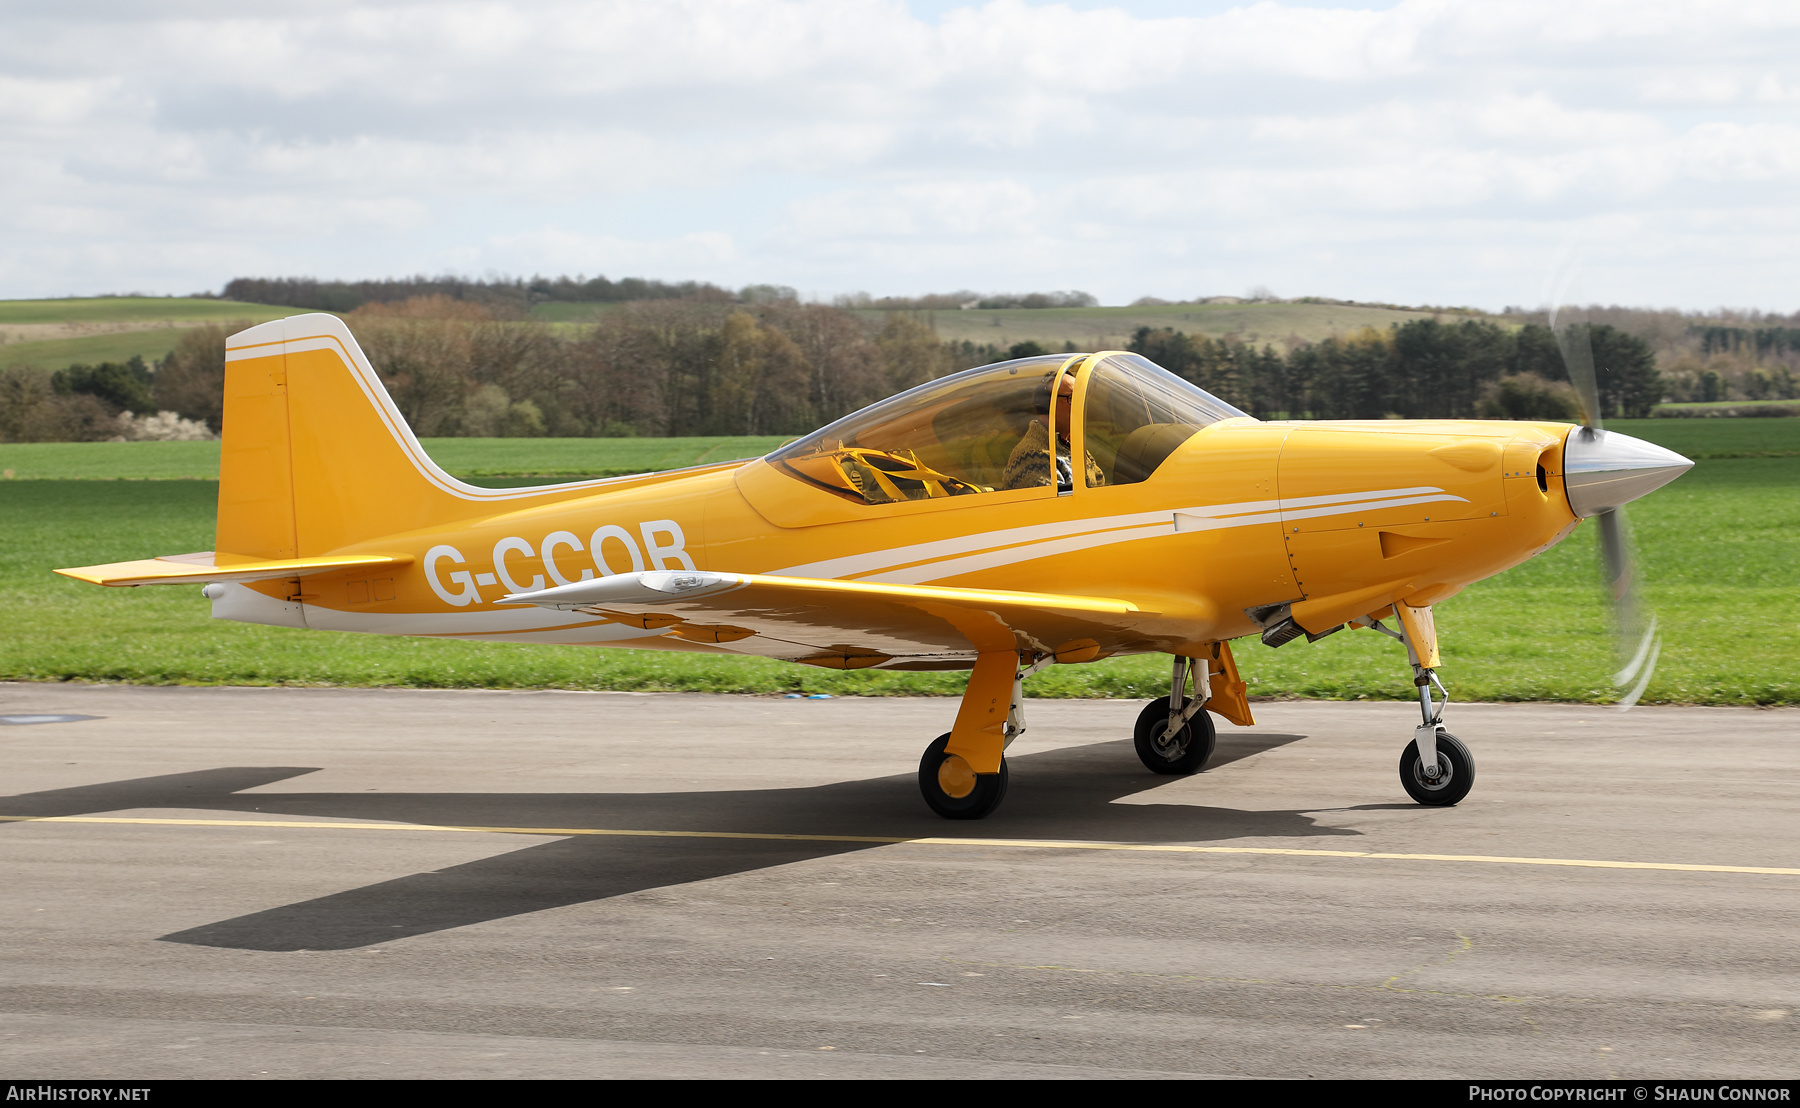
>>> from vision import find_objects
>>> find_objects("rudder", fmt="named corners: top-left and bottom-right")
top-left (219, 314), bottom-right (508, 558)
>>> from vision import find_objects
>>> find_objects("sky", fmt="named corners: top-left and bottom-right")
top-left (1, 0), bottom-right (1796, 311)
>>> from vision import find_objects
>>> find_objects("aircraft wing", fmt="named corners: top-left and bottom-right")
top-left (502, 570), bottom-right (1151, 667)
top-left (56, 551), bottom-right (413, 587)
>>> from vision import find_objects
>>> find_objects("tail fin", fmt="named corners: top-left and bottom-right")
top-left (219, 314), bottom-right (560, 558)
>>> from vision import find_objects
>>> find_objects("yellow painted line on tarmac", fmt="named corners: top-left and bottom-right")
top-left (4, 813), bottom-right (1799, 877)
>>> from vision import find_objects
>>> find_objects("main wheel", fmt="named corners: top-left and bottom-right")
top-left (1399, 730), bottom-right (1475, 806)
top-left (1133, 697), bottom-right (1217, 775)
top-left (918, 733), bottom-right (1008, 819)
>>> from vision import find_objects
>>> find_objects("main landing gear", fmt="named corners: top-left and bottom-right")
top-left (1365, 604), bottom-right (1475, 806)
top-left (917, 652), bottom-right (1048, 820)
top-left (919, 732), bottom-right (1009, 819)
top-left (917, 651), bottom-right (1230, 819)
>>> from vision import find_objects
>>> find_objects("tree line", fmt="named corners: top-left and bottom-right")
top-left (12, 293), bottom-right (1799, 445)
top-left (217, 273), bottom-right (1514, 318)
top-left (1129, 319), bottom-right (1663, 421)
top-left (0, 297), bottom-right (1014, 443)
top-left (220, 273), bottom-right (1106, 318)
top-left (1497, 306), bottom-right (1800, 405)
top-left (218, 274), bottom-right (740, 316)
top-left (0, 341), bottom-right (227, 443)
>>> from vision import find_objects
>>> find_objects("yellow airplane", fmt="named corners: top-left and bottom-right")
top-left (58, 314), bottom-right (1692, 819)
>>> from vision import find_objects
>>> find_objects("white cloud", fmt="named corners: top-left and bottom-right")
top-left (0, 0), bottom-right (1797, 307)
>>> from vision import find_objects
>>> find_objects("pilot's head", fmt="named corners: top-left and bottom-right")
top-left (1034, 372), bottom-right (1076, 433)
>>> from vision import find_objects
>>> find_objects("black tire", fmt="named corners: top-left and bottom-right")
top-left (918, 732), bottom-right (1008, 820)
top-left (1133, 697), bottom-right (1217, 775)
top-left (1399, 730), bottom-right (1475, 806)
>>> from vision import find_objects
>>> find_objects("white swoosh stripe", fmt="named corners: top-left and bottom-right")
top-left (865, 523), bottom-right (1174, 584)
top-left (771, 510), bottom-right (1178, 580)
top-left (1275, 486), bottom-right (1455, 511)
top-left (837, 517), bottom-right (1175, 581)
top-left (868, 491), bottom-right (1472, 585)
top-left (770, 486), bottom-right (1464, 582)
top-left (1282, 493), bottom-right (1467, 523)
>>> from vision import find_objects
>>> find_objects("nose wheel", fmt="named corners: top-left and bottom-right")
top-left (1400, 730), bottom-right (1474, 806)
top-left (918, 732), bottom-right (1009, 820)
top-left (1133, 696), bottom-right (1216, 774)
top-left (1366, 603), bottom-right (1478, 807)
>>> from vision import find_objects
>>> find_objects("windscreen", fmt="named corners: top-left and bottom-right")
top-left (1082, 353), bottom-right (1251, 485)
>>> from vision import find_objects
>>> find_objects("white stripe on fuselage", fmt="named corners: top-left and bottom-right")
top-left (768, 486), bottom-right (1468, 585)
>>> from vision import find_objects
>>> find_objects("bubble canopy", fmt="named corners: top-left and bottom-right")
top-left (766, 352), bottom-right (1250, 504)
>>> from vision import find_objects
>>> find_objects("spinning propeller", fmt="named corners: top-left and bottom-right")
top-left (1546, 284), bottom-right (1692, 709)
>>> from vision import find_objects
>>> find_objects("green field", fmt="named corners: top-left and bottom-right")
top-left (0, 298), bottom-right (313, 371)
top-left (4, 329), bottom-right (189, 372)
top-left (527, 302), bottom-right (627, 324)
top-left (3, 420), bottom-right (1787, 483)
top-left (1655, 400), bottom-right (1799, 419)
top-left (0, 436), bottom-right (791, 482)
top-left (854, 301), bottom-right (1463, 351)
top-left (523, 298), bottom-right (1463, 349)
top-left (0, 297), bottom-right (310, 325)
top-left (1, 419), bottom-right (1792, 705)
top-left (424, 436), bottom-right (790, 478)
top-left (1598, 418), bottom-right (1800, 458)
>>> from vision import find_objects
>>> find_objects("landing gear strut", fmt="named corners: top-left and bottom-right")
top-left (917, 652), bottom-right (1049, 820)
top-left (1368, 603), bottom-right (1475, 806)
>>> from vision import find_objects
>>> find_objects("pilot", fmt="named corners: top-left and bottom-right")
top-left (1004, 371), bottom-right (1105, 491)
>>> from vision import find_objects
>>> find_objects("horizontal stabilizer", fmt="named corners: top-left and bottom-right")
top-left (56, 551), bottom-right (413, 588)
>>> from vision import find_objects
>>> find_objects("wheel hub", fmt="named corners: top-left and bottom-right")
top-left (1153, 725), bottom-right (1187, 760)
top-left (937, 754), bottom-right (978, 799)
top-left (1413, 756), bottom-right (1454, 791)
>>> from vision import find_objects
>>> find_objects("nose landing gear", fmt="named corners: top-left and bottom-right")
top-left (1368, 602), bottom-right (1476, 807)
top-left (1400, 729), bottom-right (1474, 806)
top-left (1133, 654), bottom-right (1217, 775)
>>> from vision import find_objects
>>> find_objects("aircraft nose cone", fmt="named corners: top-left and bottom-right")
top-left (1563, 428), bottom-right (1694, 518)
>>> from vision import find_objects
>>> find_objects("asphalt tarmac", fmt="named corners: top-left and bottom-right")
top-left (1, 683), bottom-right (1796, 1080)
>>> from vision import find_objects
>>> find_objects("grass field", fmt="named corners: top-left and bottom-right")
top-left (0, 436), bottom-right (792, 482)
top-left (1655, 400), bottom-right (1799, 418)
top-left (853, 301), bottom-right (1464, 351)
top-left (1595, 418), bottom-right (1800, 458)
top-left (13, 295), bottom-right (1423, 375)
top-left (524, 299), bottom-right (1462, 349)
top-left (528, 302), bottom-right (627, 324)
top-left (4, 329), bottom-right (191, 372)
top-left (1, 420), bottom-right (1791, 705)
top-left (0, 298), bottom-right (312, 371)
top-left (0, 297), bottom-right (309, 326)
top-left (3, 419), bottom-right (1786, 483)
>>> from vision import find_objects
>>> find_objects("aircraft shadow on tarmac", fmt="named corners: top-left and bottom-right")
top-left (3, 732), bottom-right (1358, 952)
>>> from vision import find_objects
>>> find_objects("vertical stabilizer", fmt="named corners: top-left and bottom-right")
top-left (218, 321), bottom-right (298, 558)
top-left (218, 314), bottom-right (545, 557)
